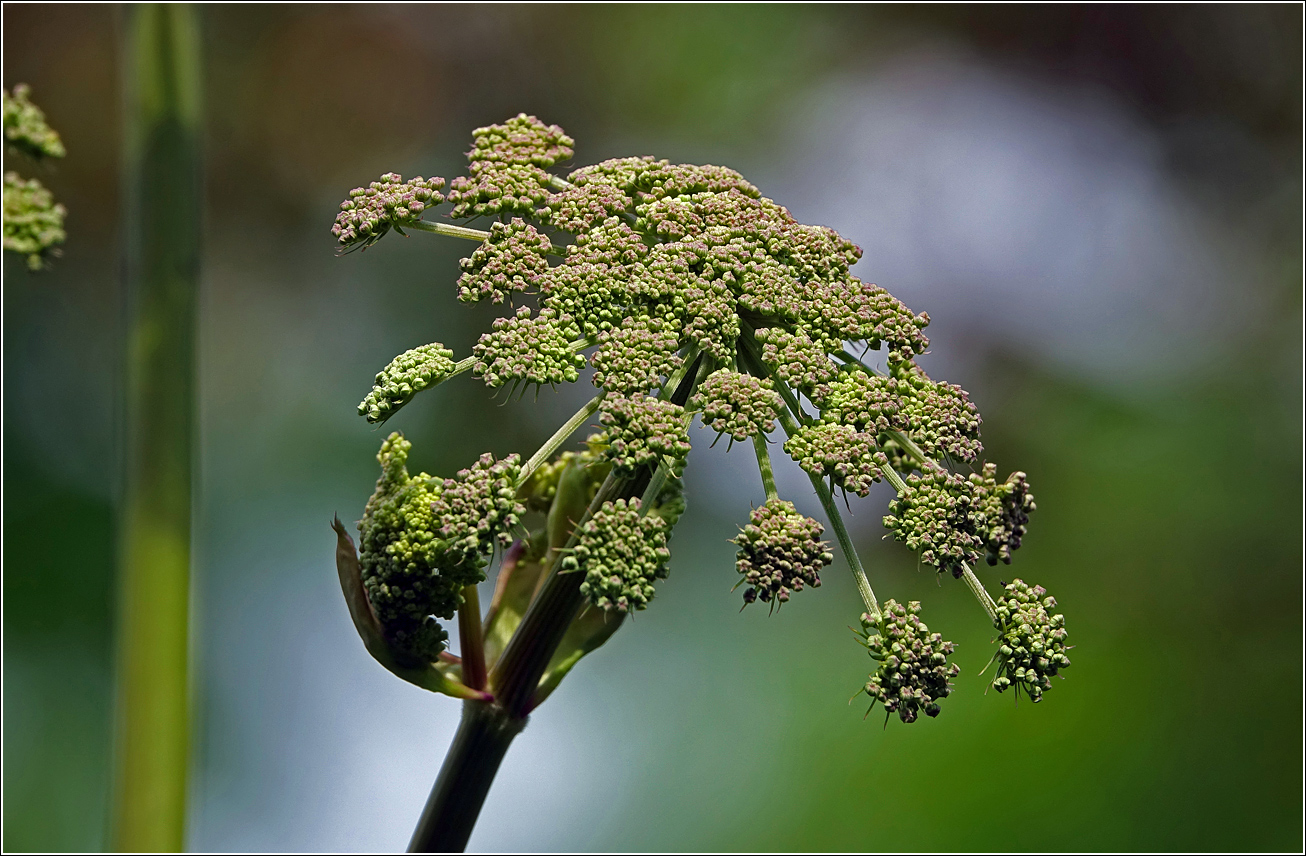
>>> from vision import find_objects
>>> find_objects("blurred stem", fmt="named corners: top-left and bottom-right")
top-left (457, 586), bottom-right (487, 691)
top-left (409, 353), bottom-right (705, 852)
top-left (111, 5), bottom-right (201, 852)
top-left (752, 432), bottom-right (779, 502)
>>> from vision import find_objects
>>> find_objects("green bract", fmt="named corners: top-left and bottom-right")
top-left (337, 114), bottom-right (1067, 727)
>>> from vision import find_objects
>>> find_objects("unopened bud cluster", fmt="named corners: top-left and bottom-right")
top-left (732, 499), bottom-right (832, 606)
top-left (860, 600), bottom-right (959, 723)
top-left (570, 498), bottom-right (671, 614)
top-left (357, 434), bottom-right (522, 662)
top-left (989, 580), bottom-right (1070, 701)
top-left (693, 369), bottom-right (784, 443)
top-left (359, 342), bottom-right (456, 423)
top-left (3, 85), bottom-right (64, 160)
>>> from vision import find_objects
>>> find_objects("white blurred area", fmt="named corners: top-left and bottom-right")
top-left (765, 47), bottom-right (1274, 386)
top-left (186, 45), bottom-right (1284, 852)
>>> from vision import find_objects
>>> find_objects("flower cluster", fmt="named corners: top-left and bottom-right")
top-left (356, 434), bottom-right (522, 663)
top-left (358, 342), bottom-right (457, 424)
top-left (590, 315), bottom-right (683, 394)
top-left (732, 499), bottom-right (832, 606)
top-left (3, 86), bottom-right (65, 271)
top-left (447, 114), bottom-right (574, 219)
top-left (3, 172), bottom-right (66, 271)
top-left (860, 600), bottom-right (960, 723)
top-left (970, 465), bottom-right (1036, 565)
top-left (569, 498), bottom-right (671, 614)
top-left (473, 307), bottom-right (585, 390)
top-left (693, 369), bottom-right (784, 443)
top-left (883, 462), bottom-right (1038, 577)
top-left (457, 218), bottom-right (553, 305)
top-left (3, 85), bottom-right (64, 160)
top-left (784, 423), bottom-right (890, 497)
top-left (337, 115), bottom-right (1066, 722)
top-left (333, 173), bottom-right (446, 252)
top-left (598, 393), bottom-right (692, 475)
top-left (987, 580), bottom-right (1070, 702)
top-left (432, 452), bottom-right (525, 569)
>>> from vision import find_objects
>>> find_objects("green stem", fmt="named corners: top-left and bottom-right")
top-left (829, 348), bottom-right (884, 376)
top-left (960, 563), bottom-right (1000, 625)
top-left (457, 585), bottom-right (487, 691)
top-left (638, 458), bottom-right (673, 510)
top-left (519, 392), bottom-right (605, 485)
top-left (792, 424), bottom-right (881, 620)
top-left (752, 433), bottom-right (779, 503)
top-left (880, 462), bottom-right (909, 495)
top-left (886, 429), bottom-right (930, 468)
top-left (406, 219), bottom-right (491, 242)
top-left (408, 701), bottom-right (525, 853)
top-left (112, 5), bottom-right (201, 852)
top-left (738, 336), bottom-right (880, 619)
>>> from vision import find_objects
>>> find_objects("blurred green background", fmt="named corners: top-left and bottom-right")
top-left (3, 4), bottom-right (1301, 852)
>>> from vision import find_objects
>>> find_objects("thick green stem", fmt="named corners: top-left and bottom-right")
top-left (752, 433), bottom-right (779, 503)
top-left (519, 392), bottom-right (605, 484)
top-left (408, 701), bottom-right (525, 853)
top-left (111, 5), bottom-right (201, 852)
top-left (886, 429), bottom-right (930, 468)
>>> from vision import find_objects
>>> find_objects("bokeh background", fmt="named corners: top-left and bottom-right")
top-left (4, 4), bottom-right (1301, 851)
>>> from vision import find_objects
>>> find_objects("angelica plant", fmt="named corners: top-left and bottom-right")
top-left (3, 84), bottom-right (67, 270)
top-left (331, 114), bottom-right (1072, 851)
